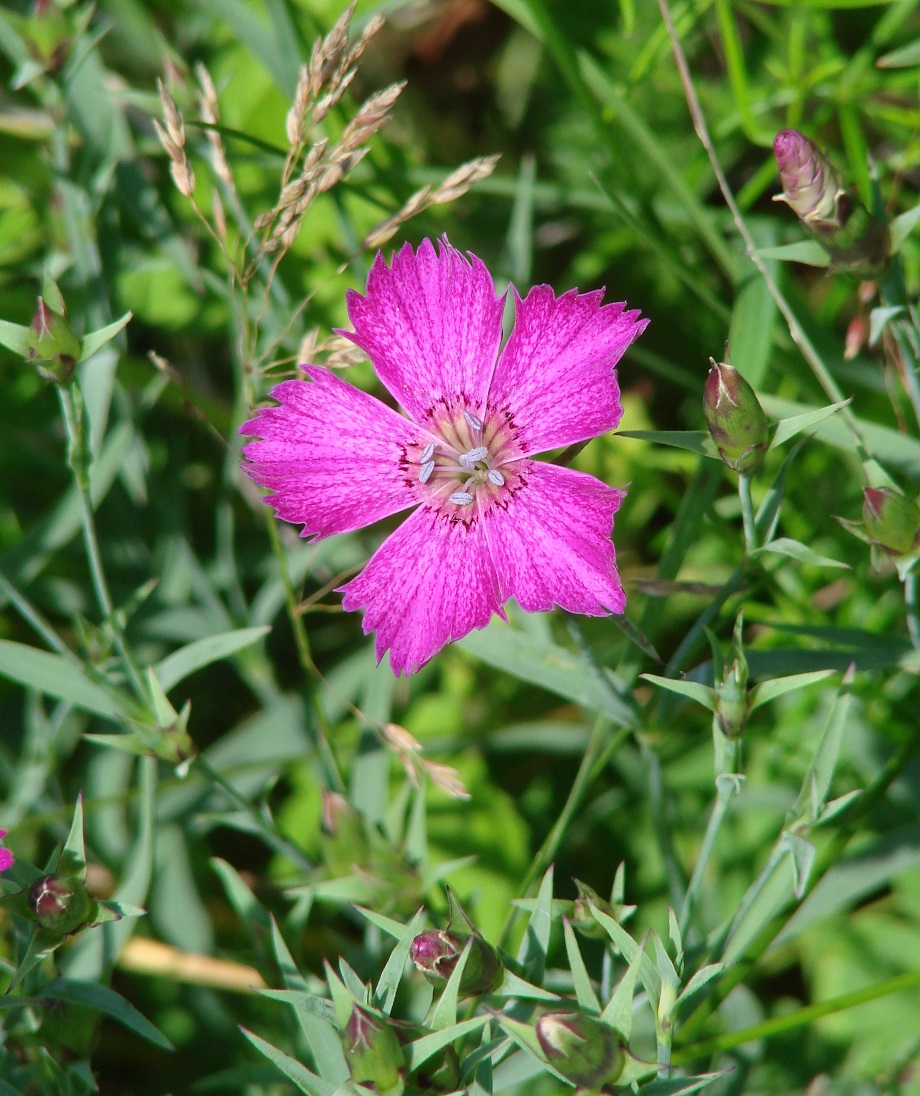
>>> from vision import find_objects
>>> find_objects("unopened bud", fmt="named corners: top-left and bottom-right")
top-left (410, 929), bottom-right (501, 996)
top-left (413, 1044), bottom-right (460, 1091)
top-left (342, 1004), bottom-right (405, 1095)
top-left (28, 296), bottom-right (80, 386)
top-left (29, 874), bottom-right (94, 935)
top-left (773, 130), bottom-right (889, 277)
top-left (716, 658), bottom-right (749, 739)
top-left (536, 1010), bottom-right (626, 1090)
top-left (703, 359), bottom-right (769, 475)
top-left (862, 487), bottom-right (920, 556)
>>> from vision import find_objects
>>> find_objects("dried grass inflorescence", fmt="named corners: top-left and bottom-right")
top-left (380, 724), bottom-right (471, 801)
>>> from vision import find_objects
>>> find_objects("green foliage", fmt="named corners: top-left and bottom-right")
top-left (2, 0), bottom-right (920, 1092)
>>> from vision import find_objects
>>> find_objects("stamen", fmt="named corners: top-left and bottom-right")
top-left (449, 491), bottom-right (474, 506)
top-left (420, 441), bottom-right (435, 463)
top-left (463, 410), bottom-right (483, 431)
top-left (458, 446), bottom-right (488, 469)
top-left (487, 469), bottom-right (505, 487)
top-left (419, 460), bottom-right (435, 484)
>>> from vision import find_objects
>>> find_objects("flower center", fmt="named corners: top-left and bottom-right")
top-left (409, 402), bottom-right (523, 511)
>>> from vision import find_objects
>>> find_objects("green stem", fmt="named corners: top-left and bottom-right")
top-left (673, 968), bottom-right (920, 1065)
top-left (679, 761), bottom-right (742, 936)
top-left (738, 474), bottom-right (758, 554)
top-left (905, 572), bottom-right (920, 650)
top-left (58, 386), bottom-right (147, 704)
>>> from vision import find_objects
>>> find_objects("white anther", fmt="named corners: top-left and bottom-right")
top-left (449, 491), bottom-right (474, 506)
top-left (420, 442), bottom-right (435, 463)
top-left (458, 446), bottom-right (488, 469)
top-left (419, 460), bottom-right (435, 484)
top-left (487, 469), bottom-right (505, 487)
top-left (463, 410), bottom-right (483, 431)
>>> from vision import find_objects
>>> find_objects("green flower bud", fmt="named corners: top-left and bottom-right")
top-left (862, 487), bottom-right (920, 556)
top-left (27, 297), bottom-right (80, 387)
top-left (716, 658), bottom-right (749, 739)
top-left (703, 359), bottom-right (769, 475)
top-left (29, 874), bottom-right (95, 935)
top-left (410, 929), bottom-right (502, 996)
top-left (342, 1004), bottom-right (405, 1096)
top-left (773, 130), bottom-right (889, 278)
top-left (536, 1010), bottom-right (626, 1090)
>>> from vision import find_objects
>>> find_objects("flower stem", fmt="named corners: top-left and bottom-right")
top-left (738, 474), bottom-right (758, 553)
top-left (905, 572), bottom-right (920, 650)
top-left (59, 386), bottom-right (147, 704)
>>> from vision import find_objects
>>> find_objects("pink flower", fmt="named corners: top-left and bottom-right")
top-left (241, 238), bottom-right (647, 675)
top-left (0, 829), bottom-right (13, 873)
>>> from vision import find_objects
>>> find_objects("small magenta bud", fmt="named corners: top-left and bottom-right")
top-left (773, 130), bottom-right (889, 277)
top-left (29, 874), bottom-right (94, 935)
top-left (862, 487), bottom-right (920, 556)
top-left (28, 296), bottom-right (80, 386)
top-left (342, 1005), bottom-right (406, 1095)
top-left (0, 829), bottom-right (13, 873)
top-left (410, 929), bottom-right (501, 996)
top-left (536, 1010), bottom-right (626, 1090)
top-left (703, 359), bottom-right (769, 475)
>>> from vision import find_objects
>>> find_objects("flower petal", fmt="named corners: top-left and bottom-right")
top-left (489, 285), bottom-right (647, 455)
top-left (484, 462), bottom-right (626, 615)
top-left (339, 504), bottom-right (504, 675)
top-left (240, 367), bottom-right (425, 540)
top-left (343, 238), bottom-right (505, 424)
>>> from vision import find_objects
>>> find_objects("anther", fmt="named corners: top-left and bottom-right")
top-left (458, 446), bottom-right (488, 469)
top-left (487, 469), bottom-right (505, 487)
top-left (463, 410), bottom-right (483, 431)
top-left (419, 460), bottom-right (435, 484)
top-left (420, 442), bottom-right (435, 463)
top-left (449, 491), bottom-right (474, 506)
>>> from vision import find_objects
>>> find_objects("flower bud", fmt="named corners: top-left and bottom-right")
top-left (342, 1004), bottom-right (405, 1096)
top-left (716, 657), bottom-right (749, 739)
top-left (29, 874), bottom-right (95, 935)
top-left (410, 929), bottom-right (501, 996)
top-left (773, 130), bottom-right (889, 277)
top-left (536, 1010), bottom-right (626, 1090)
top-left (27, 297), bottom-right (80, 386)
top-left (703, 359), bottom-right (769, 475)
top-left (413, 1044), bottom-right (460, 1091)
top-left (0, 829), bottom-right (13, 874)
top-left (862, 487), bottom-right (920, 556)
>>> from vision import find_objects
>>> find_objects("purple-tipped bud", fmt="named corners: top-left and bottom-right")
top-left (0, 829), bottom-right (13, 874)
top-left (862, 487), bottom-right (920, 556)
top-left (773, 130), bottom-right (889, 277)
top-left (410, 929), bottom-right (501, 996)
top-left (536, 1010), bottom-right (626, 1090)
top-left (27, 297), bottom-right (80, 386)
top-left (703, 359), bottom-right (769, 475)
top-left (29, 874), bottom-right (94, 935)
top-left (342, 1004), bottom-right (406, 1095)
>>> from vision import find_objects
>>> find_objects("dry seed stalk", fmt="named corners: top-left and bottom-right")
top-left (362, 154), bottom-right (501, 251)
top-left (195, 63), bottom-right (234, 191)
top-left (155, 78), bottom-right (195, 198)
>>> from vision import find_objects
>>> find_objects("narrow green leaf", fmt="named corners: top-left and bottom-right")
top-left (750, 669), bottom-right (836, 710)
top-left (752, 240), bottom-right (829, 266)
top-left (404, 1015), bottom-right (490, 1072)
top-left (790, 666), bottom-right (855, 823)
top-left (562, 918), bottom-right (601, 1014)
top-left (516, 865), bottom-right (554, 978)
top-left (374, 908), bottom-right (425, 1013)
top-left (240, 1028), bottom-right (336, 1096)
top-left (754, 538), bottom-right (849, 570)
top-left (78, 311), bottom-right (132, 362)
top-left (42, 979), bottom-right (173, 1051)
top-left (770, 399), bottom-right (850, 448)
top-left (589, 904), bottom-right (661, 1009)
top-left (0, 639), bottom-right (132, 721)
top-left (674, 964), bottom-right (725, 1009)
top-left (641, 674), bottom-right (717, 711)
top-left (618, 430), bottom-right (717, 458)
top-left (155, 626), bottom-right (270, 691)
top-left (600, 942), bottom-right (645, 1039)
top-left (0, 318), bottom-right (32, 358)
top-left (429, 939), bottom-right (473, 1031)
top-left (890, 202), bottom-right (920, 251)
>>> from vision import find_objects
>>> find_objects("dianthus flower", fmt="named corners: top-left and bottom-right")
top-left (242, 238), bottom-right (647, 674)
top-left (0, 829), bottom-right (13, 873)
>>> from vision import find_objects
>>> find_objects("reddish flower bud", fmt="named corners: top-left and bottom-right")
top-left (703, 359), bottom-right (769, 475)
top-left (0, 829), bottom-right (13, 873)
top-left (773, 130), bottom-right (889, 277)
top-left (27, 296), bottom-right (80, 386)
top-left (410, 929), bottom-right (501, 996)
top-left (862, 487), bottom-right (920, 556)
top-left (342, 1004), bottom-right (405, 1095)
top-left (536, 1010), bottom-right (626, 1090)
top-left (29, 874), bottom-right (94, 935)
